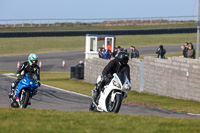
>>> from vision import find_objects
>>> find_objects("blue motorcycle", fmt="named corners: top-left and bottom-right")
top-left (9, 72), bottom-right (39, 108)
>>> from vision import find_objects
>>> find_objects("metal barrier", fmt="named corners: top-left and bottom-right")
top-left (0, 16), bottom-right (197, 28)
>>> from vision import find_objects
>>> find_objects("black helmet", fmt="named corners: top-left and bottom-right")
top-left (116, 51), bottom-right (129, 65)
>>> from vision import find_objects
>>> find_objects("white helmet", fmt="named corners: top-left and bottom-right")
top-left (28, 53), bottom-right (38, 66)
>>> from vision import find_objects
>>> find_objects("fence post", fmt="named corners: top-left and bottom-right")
top-left (160, 17), bottom-right (162, 25)
top-left (139, 60), bottom-right (144, 92)
top-left (5, 20), bottom-right (7, 27)
top-left (65, 19), bottom-right (67, 27)
top-left (39, 19), bottom-right (41, 27)
top-left (150, 17), bottom-right (152, 24)
top-left (14, 19), bottom-right (16, 27)
top-left (22, 20), bottom-right (24, 27)
top-left (48, 19), bottom-right (50, 27)
top-left (31, 19), bottom-right (33, 27)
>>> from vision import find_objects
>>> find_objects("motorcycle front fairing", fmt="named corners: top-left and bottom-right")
top-left (97, 74), bottom-right (124, 112)
top-left (15, 73), bottom-right (39, 99)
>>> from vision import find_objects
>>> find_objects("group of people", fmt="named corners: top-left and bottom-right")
top-left (98, 45), bottom-right (140, 60)
top-left (98, 42), bottom-right (197, 60)
top-left (180, 42), bottom-right (195, 59)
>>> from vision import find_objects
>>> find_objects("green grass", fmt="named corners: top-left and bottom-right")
top-left (0, 33), bottom-right (196, 55)
top-left (0, 107), bottom-right (200, 133)
top-left (0, 23), bottom-right (197, 32)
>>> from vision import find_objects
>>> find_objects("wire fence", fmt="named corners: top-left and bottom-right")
top-left (0, 16), bottom-right (198, 28)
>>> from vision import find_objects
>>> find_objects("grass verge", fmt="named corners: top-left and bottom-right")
top-left (0, 33), bottom-right (196, 55)
top-left (0, 107), bottom-right (200, 133)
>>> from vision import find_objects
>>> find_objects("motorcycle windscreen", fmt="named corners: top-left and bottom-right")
top-left (116, 73), bottom-right (126, 85)
top-left (27, 73), bottom-right (37, 80)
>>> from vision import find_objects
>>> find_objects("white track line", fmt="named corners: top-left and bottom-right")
top-left (42, 84), bottom-right (91, 98)
top-left (187, 113), bottom-right (200, 116)
top-left (2, 73), bottom-right (91, 98)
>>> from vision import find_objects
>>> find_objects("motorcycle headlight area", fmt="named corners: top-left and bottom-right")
top-left (113, 81), bottom-right (121, 88)
top-left (124, 85), bottom-right (131, 90)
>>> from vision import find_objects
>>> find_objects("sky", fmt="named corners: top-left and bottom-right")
top-left (0, 0), bottom-right (198, 19)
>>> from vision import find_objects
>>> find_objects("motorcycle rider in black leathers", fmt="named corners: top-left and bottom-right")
top-left (9, 53), bottom-right (41, 103)
top-left (93, 51), bottom-right (130, 100)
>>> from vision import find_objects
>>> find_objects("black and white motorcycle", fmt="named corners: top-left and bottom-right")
top-left (89, 73), bottom-right (131, 113)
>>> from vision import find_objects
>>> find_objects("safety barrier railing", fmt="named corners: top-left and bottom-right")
top-left (0, 16), bottom-right (198, 28)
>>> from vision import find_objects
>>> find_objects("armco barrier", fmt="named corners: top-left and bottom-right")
top-left (0, 27), bottom-right (197, 38)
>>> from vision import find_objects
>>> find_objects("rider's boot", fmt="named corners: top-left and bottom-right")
top-left (34, 89), bottom-right (38, 95)
top-left (8, 83), bottom-right (15, 98)
top-left (92, 84), bottom-right (98, 100)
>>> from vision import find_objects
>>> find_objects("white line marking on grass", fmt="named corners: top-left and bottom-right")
top-left (2, 73), bottom-right (91, 98)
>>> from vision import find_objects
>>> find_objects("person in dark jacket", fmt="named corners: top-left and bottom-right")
top-left (156, 45), bottom-right (166, 59)
top-left (105, 48), bottom-right (112, 60)
top-left (112, 47), bottom-right (118, 57)
top-left (179, 45), bottom-right (187, 58)
top-left (98, 47), bottom-right (104, 58)
top-left (9, 53), bottom-right (41, 98)
top-left (130, 46), bottom-right (139, 58)
top-left (92, 51), bottom-right (130, 100)
top-left (187, 43), bottom-right (195, 59)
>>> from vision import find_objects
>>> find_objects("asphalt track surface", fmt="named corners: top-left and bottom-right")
top-left (1, 74), bottom-right (200, 119)
top-left (1, 44), bottom-right (200, 118)
top-left (0, 45), bottom-right (185, 72)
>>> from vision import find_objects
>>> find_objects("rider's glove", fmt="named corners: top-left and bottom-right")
top-left (104, 76), bottom-right (110, 83)
top-left (16, 74), bottom-right (24, 80)
top-left (37, 80), bottom-right (41, 87)
top-left (16, 74), bottom-right (20, 78)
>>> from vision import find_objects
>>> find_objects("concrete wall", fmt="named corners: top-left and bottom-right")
top-left (84, 57), bottom-right (200, 101)
top-left (84, 58), bottom-right (141, 91)
top-left (143, 56), bottom-right (200, 101)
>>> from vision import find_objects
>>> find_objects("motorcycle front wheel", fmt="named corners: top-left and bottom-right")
top-left (107, 94), bottom-right (122, 113)
top-left (20, 90), bottom-right (30, 108)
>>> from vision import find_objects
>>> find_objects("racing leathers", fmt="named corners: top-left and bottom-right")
top-left (97, 58), bottom-right (130, 91)
top-left (11, 61), bottom-right (40, 92)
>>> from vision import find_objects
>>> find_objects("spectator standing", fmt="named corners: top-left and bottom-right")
top-left (184, 42), bottom-right (189, 56)
top-left (117, 46), bottom-right (121, 53)
top-left (107, 41), bottom-right (112, 52)
top-left (98, 47), bottom-right (104, 58)
top-left (187, 43), bottom-right (195, 59)
top-left (106, 48), bottom-right (112, 60)
top-left (112, 47), bottom-right (118, 57)
top-left (179, 45), bottom-right (187, 58)
top-left (102, 47), bottom-right (107, 59)
top-left (130, 46), bottom-right (139, 58)
top-left (183, 45), bottom-right (188, 58)
top-left (156, 45), bottom-right (166, 59)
